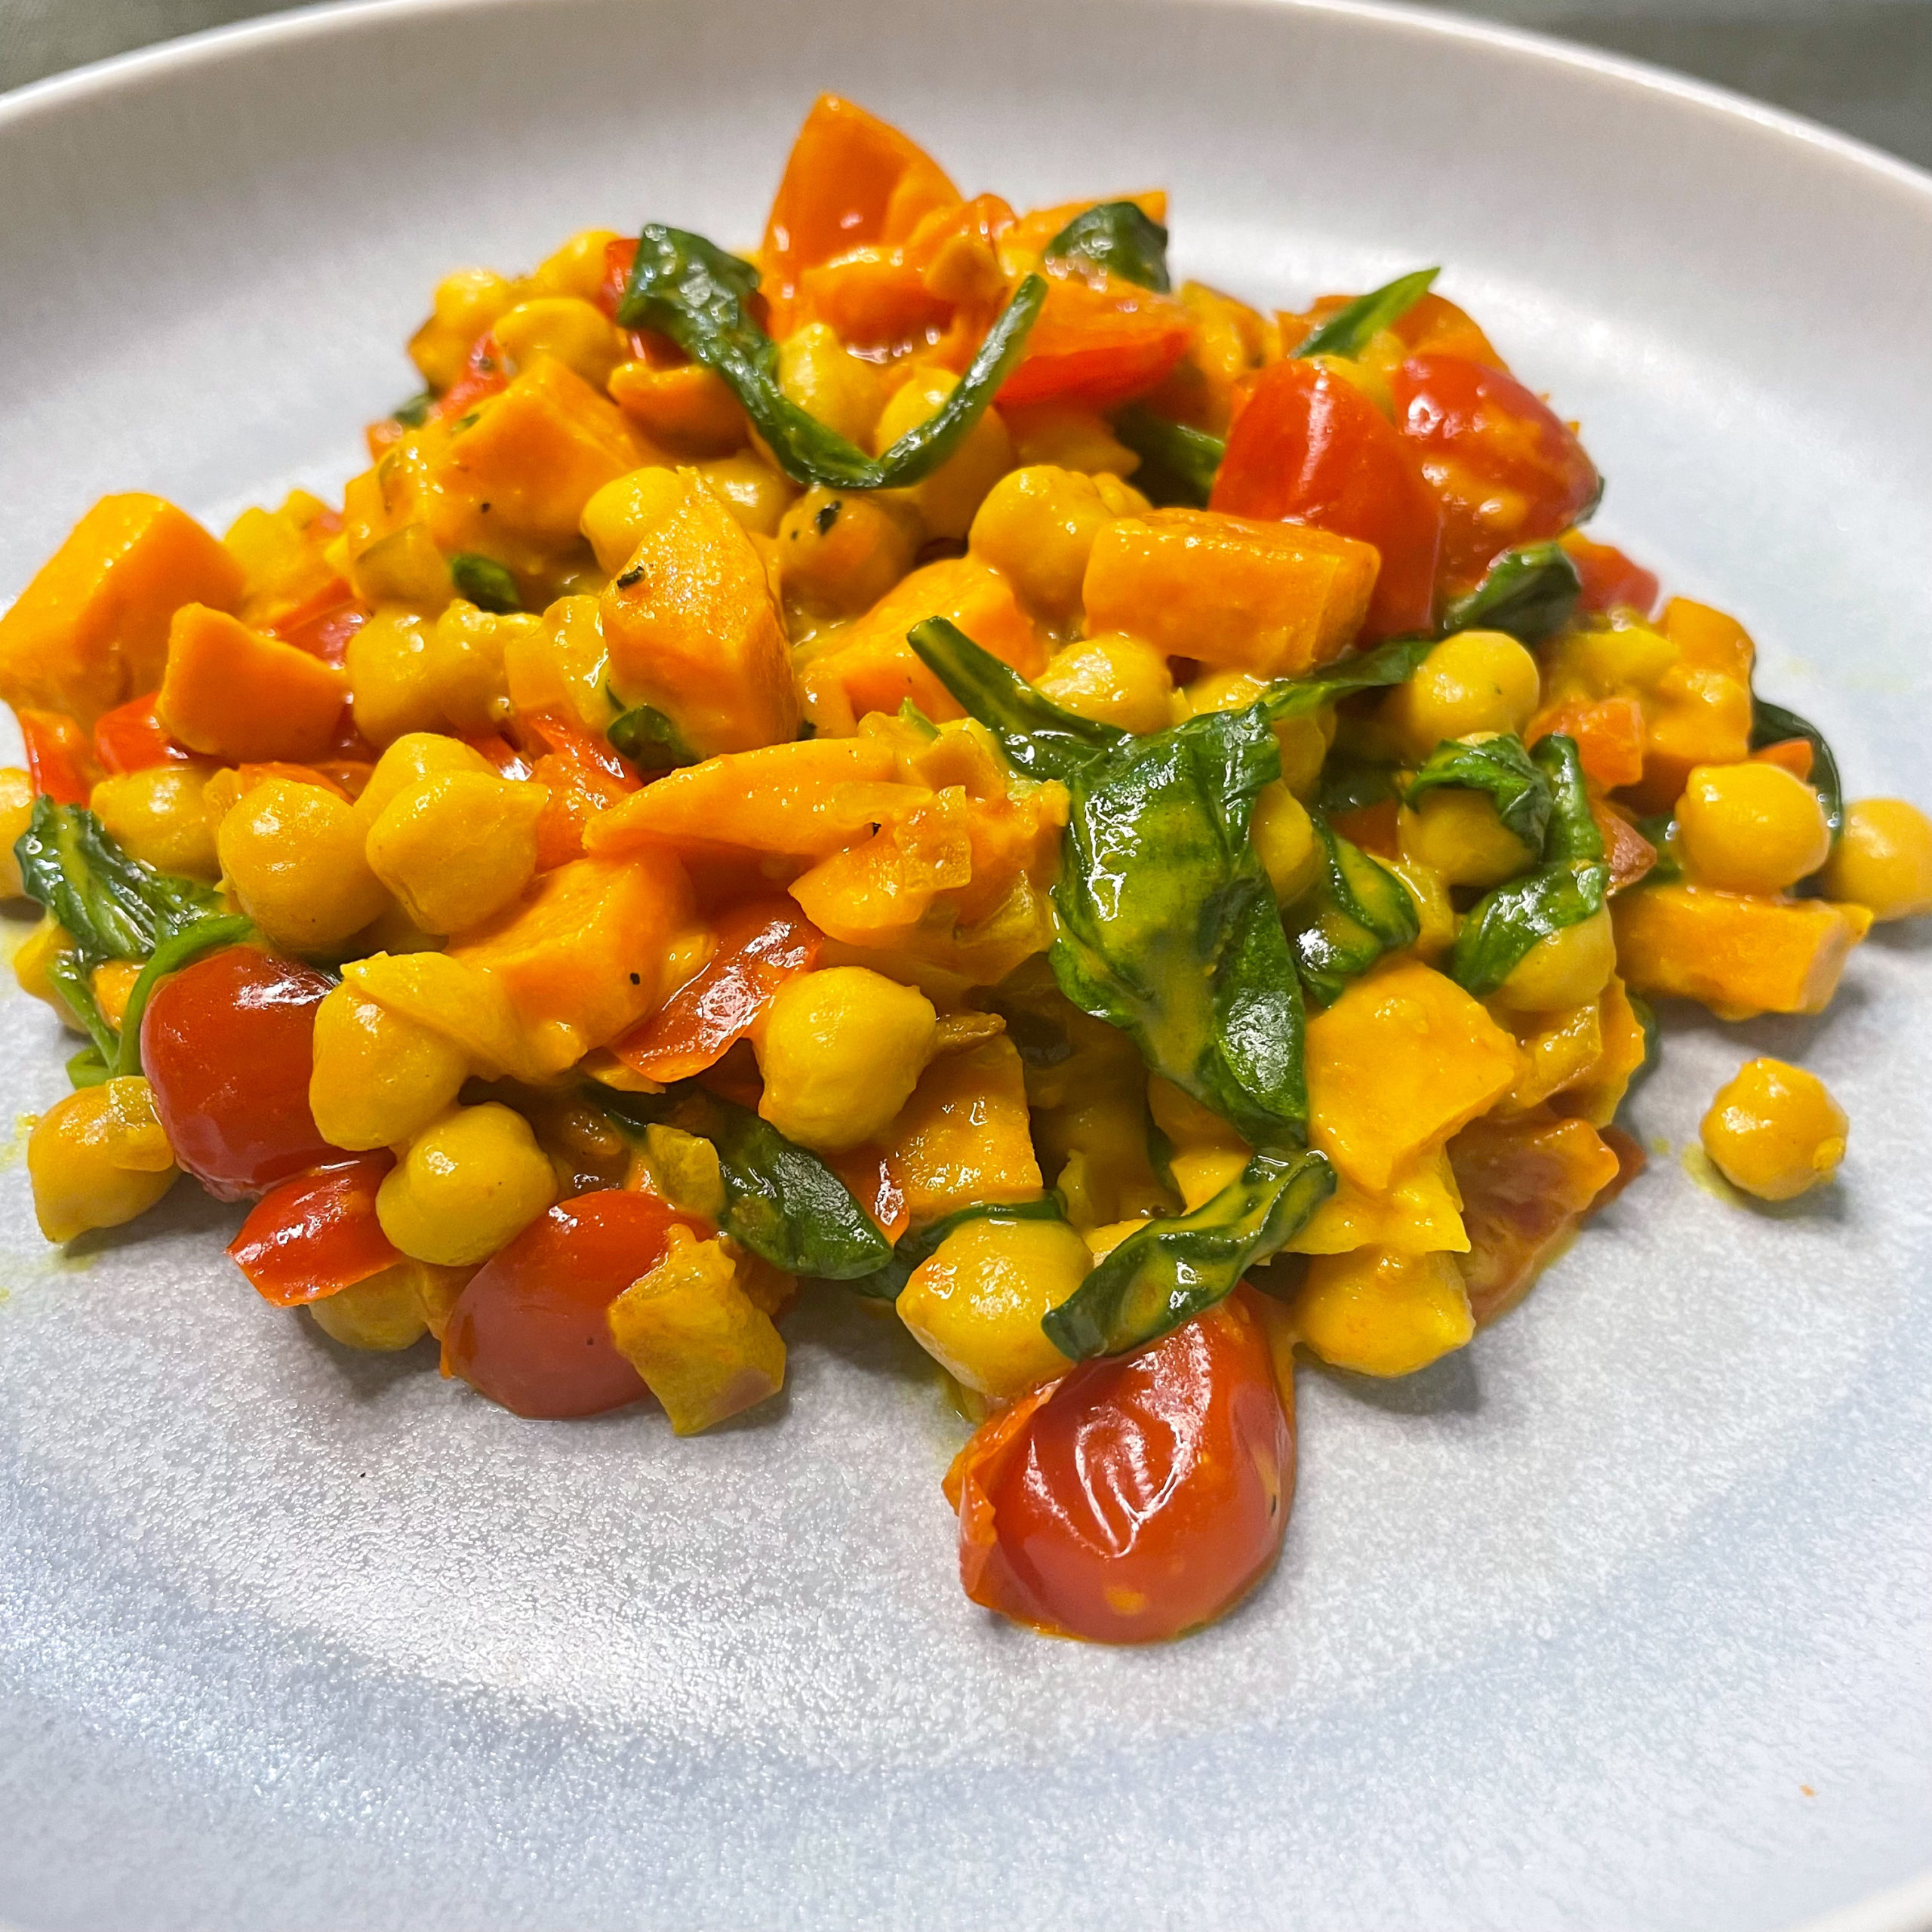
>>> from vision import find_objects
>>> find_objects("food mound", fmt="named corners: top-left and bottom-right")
top-left (5, 97), bottom-right (1927, 1645)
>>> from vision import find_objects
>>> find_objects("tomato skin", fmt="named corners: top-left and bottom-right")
top-left (141, 946), bottom-right (340, 1201)
top-left (945, 1289), bottom-right (1293, 1643)
top-left (441, 1190), bottom-right (709, 1420)
top-left (516, 708), bottom-right (640, 870)
top-left (998, 272), bottom-right (1193, 413)
top-left (265, 578), bottom-right (368, 668)
top-left (93, 693), bottom-right (192, 776)
top-left (19, 709), bottom-right (97, 804)
top-left (1561, 531), bottom-right (1659, 620)
top-left (228, 1154), bottom-right (400, 1306)
top-left (1391, 352), bottom-right (1600, 592)
top-left (1211, 359), bottom-right (1443, 641)
top-left (434, 331), bottom-right (507, 420)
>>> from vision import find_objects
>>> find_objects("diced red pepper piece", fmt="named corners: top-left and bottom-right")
top-left (20, 709), bottom-right (99, 804)
top-left (228, 1154), bottom-right (401, 1306)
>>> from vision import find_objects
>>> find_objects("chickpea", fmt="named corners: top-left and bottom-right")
top-left (349, 523), bottom-right (454, 611)
top-left (755, 967), bottom-right (937, 1152)
top-left (0, 766), bottom-right (33, 896)
top-left (308, 983), bottom-right (469, 1151)
top-left (1382, 630), bottom-right (1541, 761)
top-left (409, 267), bottom-right (515, 390)
top-left (777, 322), bottom-right (886, 447)
top-left (527, 229), bottom-right (622, 303)
top-left (1493, 905), bottom-right (1616, 1011)
top-left (353, 730), bottom-right (497, 826)
top-left (27, 1077), bottom-right (177, 1244)
top-left (774, 487), bottom-right (918, 621)
top-left (1398, 788), bottom-right (1537, 889)
top-left (580, 465), bottom-right (681, 576)
top-left (90, 764), bottom-right (220, 879)
top-left (217, 779), bottom-right (391, 955)
top-left (968, 465), bottom-right (1113, 623)
top-left (1700, 1057), bottom-right (1847, 1201)
top-left (1001, 401), bottom-right (1142, 478)
top-left (696, 454), bottom-right (798, 539)
top-left (1292, 1247), bottom-right (1474, 1377)
top-left (345, 606), bottom-right (438, 745)
top-left (1819, 798), bottom-right (1932, 921)
top-left (14, 917), bottom-right (79, 1026)
top-left (1273, 710), bottom-right (1336, 800)
top-left (1677, 761), bottom-right (1830, 894)
top-left (1252, 782), bottom-right (1321, 903)
top-left (1034, 633), bottom-right (1174, 734)
top-left (308, 1264), bottom-right (432, 1352)
top-left (897, 1212), bottom-right (1089, 1399)
top-left (377, 1103), bottom-right (557, 1266)
top-left (875, 368), bottom-right (1013, 542)
top-left (364, 770), bottom-right (545, 935)
top-left (493, 297), bottom-right (628, 388)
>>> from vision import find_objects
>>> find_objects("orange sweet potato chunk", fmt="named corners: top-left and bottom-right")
top-left (881, 1037), bottom-right (1041, 1227)
top-left (0, 494), bottom-right (243, 726)
top-left (1081, 507), bottom-right (1377, 678)
top-left (156, 605), bottom-right (347, 763)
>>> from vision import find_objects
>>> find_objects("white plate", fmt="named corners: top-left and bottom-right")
top-left (2, 2), bottom-right (1930, 1927)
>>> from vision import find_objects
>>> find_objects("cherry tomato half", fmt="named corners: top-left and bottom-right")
top-left (141, 946), bottom-right (340, 1201)
top-left (93, 693), bottom-right (192, 777)
top-left (1211, 359), bottom-right (1444, 641)
top-left (1391, 352), bottom-right (1600, 592)
top-left (441, 1189), bottom-right (710, 1420)
top-left (998, 272), bottom-right (1194, 414)
top-left (228, 1154), bottom-right (399, 1306)
top-left (946, 1287), bottom-right (1293, 1643)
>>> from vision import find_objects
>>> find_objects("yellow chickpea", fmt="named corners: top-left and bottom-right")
top-left (527, 229), bottom-right (621, 303)
top-left (90, 764), bottom-right (220, 879)
top-left (1677, 761), bottom-right (1831, 894)
top-left (1292, 1247), bottom-right (1474, 1377)
top-left (493, 296), bottom-right (628, 388)
top-left (897, 1212), bottom-right (1089, 1399)
top-left (1001, 402), bottom-right (1143, 478)
top-left (755, 967), bottom-right (937, 1152)
top-left (875, 368), bottom-right (1013, 541)
top-left (353, 730), bottom-right (497, 826)
top-left (308, 983), bottom-right (470, 1151)
top-left (695, 454), bottom-right (798, 539)
top-left (363, 770), bottom-right (545, 936)
top-left (14, 917), bottom-right (78, 1026)
top-left (1493, 905), bottom-right (1617, 1011)
top-left (580, 465), bottom-right (681, 576)
top-left (1700, 1057), bottom-right (1847, 1201)
top-left (0, 765), bottom-right (33, 896)
top-left (1034, 633), bottom-right (1174, 733)
top-left (777, 322), bottom-right (887, 448)
top-left (218, 779), bottom-right (391, 955)
top-left (774, 488), bottom-right (918, 621)
top-left (968, 465), bottom-right (1114, 623)
top-left (376, 1103), bottom-right (558, 1266)
top-left (1382, 630), bottom-right (1541, 761)
top-left (1251, 782), bottom-right (1322, 903)
top-left (1273, 710), bottom-right (1336, 800)
top-left (27, 1077), bottom-right (178, 1244)
top-left (308, 1264), bottom-right (432, 1352)
top-left (408, 267), bottom-right (516, 389)
top-left (1819, 798), bottom-right (1932, 921)
top-left (1398, 788), bottom-right (1538, 889)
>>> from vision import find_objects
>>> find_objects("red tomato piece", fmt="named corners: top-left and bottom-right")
top-left (228, 1155), bottom-right (401, 1306)
top-left (441, 1190), bottom-right (709, 1420)
top-left (435, 331), bottom-right (507, 420)
top-left (19, 709), bottom-right (98, 804)
top-left (93, 693), bottom-right (192, 777)
top-left (266, 577), bottom-right (370, 667)
top-left (460, 731), bottom-right (534, 782)
top-left (612, 900), bottom-right (821, 1083)
top-left (1392, 353), bottom-right (1600, 592)
top-left (1211, 359), bottom-right (1443, 641)
top-left (141, 946), bottom-right (341, 1201)
top-left (1561, 531), bottom-right (1660, 620)
top-left (945, 1288), bottom-right (1294, 1643)
top-left (515, 708), bottom-right (639, 869)
top-left (998, 272), bottom-right (1193, 413)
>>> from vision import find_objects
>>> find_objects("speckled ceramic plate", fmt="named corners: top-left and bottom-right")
top-left (2, 2), bottom-right (1930, 1926)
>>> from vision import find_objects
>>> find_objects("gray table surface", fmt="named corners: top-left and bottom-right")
top-left (3, 0), bottom-right (1930, 168)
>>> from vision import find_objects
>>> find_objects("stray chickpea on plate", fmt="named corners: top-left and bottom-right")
top-left (5, 94), bottom-right (1927, 1645)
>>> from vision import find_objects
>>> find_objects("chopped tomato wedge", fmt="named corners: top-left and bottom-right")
top-left (945, 1288), bottom-right (1293, 1643)
top-left (613, 899), bottom-right (821, 1082)
top-left (1561, 531), bottom-right (1660, 619)
top-left (142, 946), bottom-right (342, 1201)
top-left (20, 709), bottom-right (98, 804)
top-left (1391, 352), bottom-right (1600, 593)
top-left (998, 271), bottom-right (1193, 413)
top-left (93, 693), bottom-right (192, 777)
top-left (266, 577), bottom-right (369, 666)
top-left (1211, 358), bottom-right (1444, 640)
top-left (435, 331), bottom-right (507, 420)
top-left (512, 708), bottom-right (639, 868)
top-left (228, 1155), bottom-right (401, 1306)
top-left (441, 1189), bottom-right (710, 1420)
top-left (461, 731), bottom-right (534, 781)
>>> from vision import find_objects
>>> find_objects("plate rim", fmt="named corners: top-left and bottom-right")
top-left (1, 3), bottom-right (1927, 1928)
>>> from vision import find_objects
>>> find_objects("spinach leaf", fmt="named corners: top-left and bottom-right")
top-left (907, 617), bottom-right (1124, 782)
top-left (598, 1085), bottom-right (892, 1279)
top-left (851, 1195), bottom-right (1069, 1303)
top-left (449, 552), bottom-right (523, 614)
top-left (1043, 202), bottom-right (1171, 291)
top-left (608, 702), bottom-right (700, 771)
top-left (1634, 811), bottom-right (1684, 884)
top-left (1287, 813), bottom-right (1421, 1007)
top-left (1256, 633), bottom-right (1436, 721)
top-left (1051, 705), bottom-right (1309, 1152)
top-left (1402, 732), bottom-right (1552, 850)
top-left (1041, 1148), bottom-right (1334, 1359)
top-left (392, 389), bottom-right (435, 429)
top-left (618, 225), bottom-right (1045, 491)
top-left (1111, 406), bottom-right (1224, 506)
top-left (1316, 757), bottom-right (1399, 817)
top-left (1439, 540), bottom-right (1581, 644)
top-left (1291, 267), bottom-right (1439, 360)
top-left (1751, 697), bottom-right (1843, 839)
top-left (1449, 734), bottom-right (1609, 995)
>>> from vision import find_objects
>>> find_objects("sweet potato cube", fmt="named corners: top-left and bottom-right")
top-left (1662, 596), bottom-right (1755, 683)
top-left (451, 851), bottom-right (694, 1069)
top-left (606, 1232), bottom-right (786, 1435)
top-left (0, 494), bottom-right (243, 726)
top-left (1305, 957), bottom-right (1521, 1192)
top-left (1287, 1147), bottom-right (1469, 1256)
top-left (881, 1036), bottom-right (1041, 1226)
top-left (1081, 507), bottom-right (1377, 678)
top-left (157, 604), bottom-right (347, 762)
top-left (1612, 883), bottom-right (1869, 1018)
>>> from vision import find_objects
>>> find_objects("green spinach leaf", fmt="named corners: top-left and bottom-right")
top-left (619, 225), bottom-right (1044, 491)
top-left (1287, 813), bottom-right (1420, 1007)
top-left (1110, 406), bottom-right (1224, 506)
top-left (1043, 202), bottom-right (1171, 291)
top-left (1402, 732), bottom-right (1552, 850)
top-left (608, 701), bottom-right (700, 771)
top-left (1291, 267), bottom-right (1439, 359)
top-left (1256, 633), bottom-right (1436, 721)
top-left (1751, 697), bottom-right (1843, 840)
top-left (449, 552), bottom-right (523, 614)
top-left (1439, 540), bottom-right (1581, 644)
